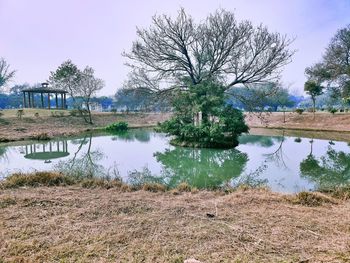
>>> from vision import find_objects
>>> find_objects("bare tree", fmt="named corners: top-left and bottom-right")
top-left (0, 58), bottom-right (16, 90)
top-left (77, 66), bottom-right (104, 124)
top-left (123, 8), bottom-right (295, 94)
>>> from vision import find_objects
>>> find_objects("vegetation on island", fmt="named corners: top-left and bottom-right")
top-left (122, 9), bottom-right (294, 147)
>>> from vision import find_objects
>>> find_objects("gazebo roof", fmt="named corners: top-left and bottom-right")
top-left (22, 88), bottom-right (68, 93)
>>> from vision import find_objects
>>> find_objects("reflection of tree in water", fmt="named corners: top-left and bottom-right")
top-left (300, 146), bottom-right (350, 188)
top-left (55, 134), bottom-right (107, 179)
top-left (154, 147), bottom-right (248, 189)
top-left (263, 132), bottom-right (287, 168)
top-left (231, 164), bottom-right (268, 188)
top-left (110, 129), bottom-right (151, 143)
top-left (239, 134), bottom-right (284, 148)
top-left (0, 145), bottom-right (7, 159)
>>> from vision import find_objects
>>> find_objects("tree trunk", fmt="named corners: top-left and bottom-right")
top-left (312, 98), bottom-right (316, 120)
top-left (86, 99), bottom-right (93, 124)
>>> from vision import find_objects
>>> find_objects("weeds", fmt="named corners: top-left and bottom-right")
top-left (0, 196), bottom-right (17, 208)
top-left (320, 186), bottom-right (350, 200)
top-left (30, 133), bottom-right (51, 140)
top-left (0, 172), bottom-right (75, 189)
top-left (176, 182), bottom-right (192, 192)
top-left (142, 183), bottom-right (167, 192)
top-left (291, 191), bottom-right (337, 206)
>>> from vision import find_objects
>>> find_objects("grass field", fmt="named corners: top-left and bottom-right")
top-left (1, 184), bottom-right (349, 263)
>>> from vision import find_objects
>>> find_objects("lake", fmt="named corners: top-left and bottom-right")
top-left (1, 128), bottom-right (350, 193)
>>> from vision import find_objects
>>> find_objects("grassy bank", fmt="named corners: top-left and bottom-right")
top-left (0, 109), bottom-right (171, 142)
top-left (1, 172), bottom-right (350, 262)
top-left (3, 109), bottom-right (350, 143)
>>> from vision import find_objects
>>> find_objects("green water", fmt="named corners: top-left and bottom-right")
top-left (1, 129), bottom-right (350, 192)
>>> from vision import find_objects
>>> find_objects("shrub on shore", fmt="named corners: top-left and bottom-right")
top-left (106, 121), bottom-right (128, 132)
top-left (328, 108), bottom-right (338, 114)
top-left (295, 108), bottom-right (304, 115)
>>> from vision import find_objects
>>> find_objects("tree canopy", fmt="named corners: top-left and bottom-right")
top-left (304, 80), bottom-right (323, 118)
top-left (124, 8), bottom-right (294, 148)
top-left (306, 24), bottom-right (350, 101)
top-left (50, 60), bottom-right (104, 123)
top-left (0, 58), bottom-right (16, 90)
top-left (124, 8), bottom-right (295, 93)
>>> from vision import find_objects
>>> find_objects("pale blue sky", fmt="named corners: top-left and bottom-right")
top-left (1, 0), bottom-right (349, 95)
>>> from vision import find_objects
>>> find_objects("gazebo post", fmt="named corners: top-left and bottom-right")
top-left (28, 92), bottom-right (32, 108)
top-left (55, 93), bottom-right (58, 109)
top-left (41, 93), bottom-right (44, 108)
top-left (32, 92), bottom-right (35, 108)
top-left (64, 93), bottom-right (66, 109)
top-left (48, 93), bottom-right (51, 109)
top-left (61, 93), bottom-right (64, 109)
top-left (23, 92), bottom-right (26, 108)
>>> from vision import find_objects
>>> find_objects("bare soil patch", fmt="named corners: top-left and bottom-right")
top-left (246, 111), bottom-right (350, 132)
top-left (1, 187), bottom-right (350, 262)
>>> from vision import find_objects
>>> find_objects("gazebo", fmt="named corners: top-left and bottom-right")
top-left (22, 83), bottom-right (68, 109)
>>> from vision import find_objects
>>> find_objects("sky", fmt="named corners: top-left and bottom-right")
top-left (1, 0), bottom-right (350, 96)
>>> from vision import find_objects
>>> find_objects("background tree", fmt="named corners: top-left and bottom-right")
top-left (0, 58), bottom-right (16, 90)
top-left (304, 80), bottom-right (324, 119)
top-left (227, 82), bottom-right (295, 112)
top-left (77, 66), bottom-right (104, 124)
top-left (49, 60), bottom-right (82, 107)
top-left (124, 8), bottom-right (294, 147)
top-left (306, 25), bottom-right (350, 102)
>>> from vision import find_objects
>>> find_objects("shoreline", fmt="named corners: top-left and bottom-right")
top-left (2, 110), bottom-right (350, 143)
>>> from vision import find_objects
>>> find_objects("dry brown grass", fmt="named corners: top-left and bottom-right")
top-left (1, 186), bottom-right (350, 262)
top-left (247, 112), bottom-right (350, 132)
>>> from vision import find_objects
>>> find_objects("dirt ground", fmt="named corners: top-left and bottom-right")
top-left (246, 111), bottom-right (350, 132)
top-left (0, 187), bottom-right (350, 263)
top-left (0, 109), bottom-right (171, 142)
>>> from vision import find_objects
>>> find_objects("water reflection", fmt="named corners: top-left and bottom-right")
top-left (2, 129), bottom-right (350, 192)
top-left (55, 134), bottom-right (108, 178)
top-left (239, 134), bottom-right (283, 147)
top-left (23, 140), bottom-right (69, 163)
top-left (110, 129), bottom-right (151, 142)
top-left (0, 146), bottom-right (7, 161)
top-left (300, 146), bottom-right (350, 188)
top-left (264, 135), bottom-right (287, 168)
top-left (154, 147), bottom-right (248, 189)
